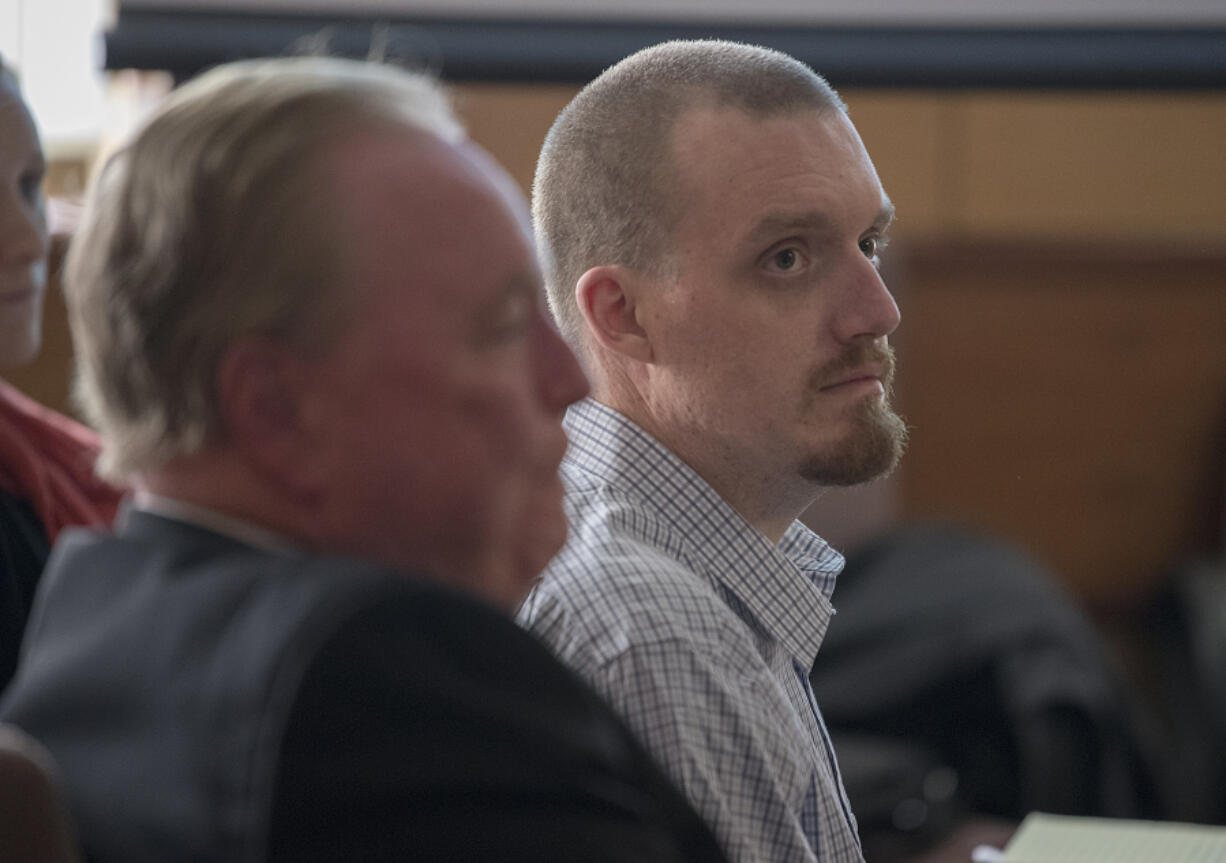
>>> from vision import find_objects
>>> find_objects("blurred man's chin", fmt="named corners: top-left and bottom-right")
top-left (506, 506), bottom-right (568, 597)
top-left (534, 512), bottom-right (569, 571)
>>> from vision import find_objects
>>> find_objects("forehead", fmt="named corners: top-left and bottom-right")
top-left (321, 127), bottom-right (536, 329)
top-left (327, 125), bottom-right (526, 226)
top-left (667, 105), bottom-right (887, 242)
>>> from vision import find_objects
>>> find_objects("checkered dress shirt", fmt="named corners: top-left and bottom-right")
top-left (517, 399), bottom-right (864, 863)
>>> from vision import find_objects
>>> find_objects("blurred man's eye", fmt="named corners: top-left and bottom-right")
top-left (19, 167), bottom-right (44, 205)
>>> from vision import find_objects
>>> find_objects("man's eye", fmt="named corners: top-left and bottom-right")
top-left (859, 236), bottom-right (878, 258)
top-left (769, 248), bottom-right (802, 271)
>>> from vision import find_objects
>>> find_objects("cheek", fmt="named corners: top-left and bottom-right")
top-left (0, 290), bottom-right (44, 367)
top-left (452, 370), bottom-right (547, 456)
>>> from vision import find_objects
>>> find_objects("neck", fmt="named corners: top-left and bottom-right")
top-left (137, 453), bottom-right (314, 547)
top-left (597, 390), bottom-right (816, 544)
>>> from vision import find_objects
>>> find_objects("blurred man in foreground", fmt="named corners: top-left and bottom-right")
top-left (0, 56), bottom-right (727, 863)
top-left (519, 40), bottom-right (907, 862)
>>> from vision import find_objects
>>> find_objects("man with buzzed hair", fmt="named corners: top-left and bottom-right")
top-left (518, 40), bottom-right (908, 862)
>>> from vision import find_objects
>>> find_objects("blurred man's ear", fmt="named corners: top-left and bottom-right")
top-left (214, 337), bottom-right (319, 500)
top-left (575, 265), bottom-right (653, 364)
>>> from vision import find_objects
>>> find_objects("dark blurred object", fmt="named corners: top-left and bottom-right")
top-left (829, 734), bottom-right (965, 861)
top-left (1143, 558), bottom-right (1226, 825)
top-left (0, 490), bottom-right (49, 690)
top-left (1140, 405), bottom-right (1226, 825)
top-left (811, 524), bottom-right (1167, 860)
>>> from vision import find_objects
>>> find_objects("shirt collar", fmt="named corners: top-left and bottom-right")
top-left (564, 398), bottom-right (844, 664)
top-left (132, 491), bottom-right (302, 556)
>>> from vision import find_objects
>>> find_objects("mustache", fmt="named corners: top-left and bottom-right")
top-left (808, 342), bottom-right (897, 391)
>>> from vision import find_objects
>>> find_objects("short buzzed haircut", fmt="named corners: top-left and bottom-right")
top-left (66, 57), bottom-right (463, 482)
top-left (532, 40), bottom-right (845, 347)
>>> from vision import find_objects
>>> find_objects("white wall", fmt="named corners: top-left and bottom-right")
top-left (1, 0), bottom-right (110, 158)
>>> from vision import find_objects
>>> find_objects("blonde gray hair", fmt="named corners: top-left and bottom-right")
top-left (533, 40), bottom-right (845, 347)
top-left (66, 56), bottom-right (463, 481)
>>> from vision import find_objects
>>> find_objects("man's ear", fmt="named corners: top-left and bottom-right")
top-left (214, 337), bottom-right (317, 499)
top-left (575, 265), bottom-right (653, 363)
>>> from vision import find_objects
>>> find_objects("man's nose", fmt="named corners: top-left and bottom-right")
top-left (834, 256), bottom-right (900, 344)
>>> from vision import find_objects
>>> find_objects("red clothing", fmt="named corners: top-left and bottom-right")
top-left (0, 380), bottom-right (121, 541)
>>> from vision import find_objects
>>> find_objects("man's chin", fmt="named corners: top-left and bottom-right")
top-left (799, 405), bottom-right (908, 487)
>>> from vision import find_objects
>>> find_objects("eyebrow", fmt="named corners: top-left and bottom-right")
top-left (743, 211), bottom-right (835, 248)
top-left (874, 198), bottom-right (897, 232)
top-left (743, 197), bottom-right (897, 249)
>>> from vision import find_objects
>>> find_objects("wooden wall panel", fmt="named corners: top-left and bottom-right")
top-left (896, 245), bottom-right (1226, 609)
top-left (840, 90), bottom-right (959, 237)
top-left (451, 83), bottom-right (579, 194)
top-left (956, 92), bottom-right (1226, 241)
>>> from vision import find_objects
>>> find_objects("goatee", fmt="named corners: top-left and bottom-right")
top-left (799, 343), bottom-right (909, 486)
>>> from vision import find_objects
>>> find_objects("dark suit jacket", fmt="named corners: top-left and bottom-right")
top-left (0, 488), bottom-right (48, 693)
top-left (0, 510), bottom-right (726, 863)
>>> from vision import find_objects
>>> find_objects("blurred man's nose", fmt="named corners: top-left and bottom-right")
top-left (534, 313), bottom-right (590, 412)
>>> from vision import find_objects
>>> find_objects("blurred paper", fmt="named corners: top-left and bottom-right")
top-left (1003, 812), bottom-right (1226, 862)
